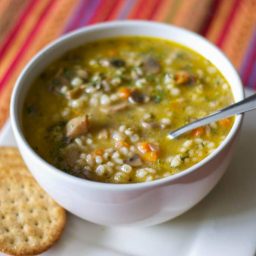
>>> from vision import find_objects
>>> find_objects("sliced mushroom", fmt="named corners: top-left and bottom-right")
top-left (101, 101), bottom-right (129, 114)
top-left (141, 121), bottom-right (159, 129)
top-left (55, 68), bottom-right (70, 84)
top-left (143, 56), bottom-right (161, 74)
top-left (101, 80), bottom-right (111, 92)
top-left (66, 86), bottom-right (84, 99)
top-left (66, 114), bottom-right (89, 139)
top-left (26, 104), bottom-right (38, 116)
top-left (76, 69), bottom-right (88, 80)
top-left (128, 90), bottom-right (149, 104)
top-left (111, 59), bottom-right (126, 68)
top-left (174, 70), bottom-right (195, 85)
top-left (64, 144), bottom-right (81, 167)
top-left (98, 129), bottom-right (108, 139)
top-left (148, 143), bottom-right (160, 152)
top-left (125, 154), bottom-right (142, 167)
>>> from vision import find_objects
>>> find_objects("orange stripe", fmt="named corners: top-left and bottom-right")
top-left (129, 0), bottom-right (157, 19)
top-left (0, 0), bottom-right (50, 79)
top-left (9, 0), bottom-right (77, 60)
top-left (152, 0), bottom-right (174, 21)
top-left (0, 0), bottom-right (56, 92)
top-left (216, 0), bottom-right (242, 47)
top-left (0, 0), bottom-right (18, 16)
top-left (222, 0), bottom-right (256, 68)
top-left (127, 0), bottom-right (143, 19)
top-left (164, 0), bottom-right (182, 23)
top-left (201, 0), bottom-right (221, 35)
top-left (0, 0), bottom-right (77, 128)
top-left (171, 0), bottom-right (213, 32)
top-left (172, 0), bottom-right (198, 28)
top-left (107, 0), bottom-right (126, 20)
top-left (148, 0), bottom-right (163, 20)
top-left (136, 0), bottom-right (159, 19)
top-left (87, 0), bottom-right (117, 24)
top-left (0, 0), bottom-right (39, 59)
top-left (185, 0), bottom-right (213, 32)
top-left (205, 0), bottom-right (236, 43)
top-left (0, 0), bottom-right (30, 42)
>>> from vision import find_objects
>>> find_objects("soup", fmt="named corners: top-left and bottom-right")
top-left (22, 37), bottom-right (234, 184)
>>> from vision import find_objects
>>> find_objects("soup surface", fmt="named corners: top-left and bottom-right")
top-left (23, 37), bottom-right (234, 183)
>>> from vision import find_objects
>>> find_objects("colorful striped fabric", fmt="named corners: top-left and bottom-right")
top-left (0, 0), bottom-right (255, 129)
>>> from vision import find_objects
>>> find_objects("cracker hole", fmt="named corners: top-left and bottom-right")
top-left (40, 194), bottom-right (44, 199)
top-left (11, 200), bottom-right (15, 204)
top-left (7, 187), bottom-right (11, 192)
top-left (1, 215), bottom-right (5, 220)
top-left (25, 197), bottom-right (29, 202)
top-left (24, 237), bottom-right (29, 242)
top-left (29, 209), bottom-right (34, 214)
top-left (5, 227), bottom-right (10, 232)
top-left (34, 221), bottom-right (39, 226)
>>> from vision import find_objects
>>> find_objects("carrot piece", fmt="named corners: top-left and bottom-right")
top-left (137, 142), bottom-right (151, 154)
top-left (118, 87), bottom-right (132, 99)
top-left (108, 50), bottom-right (117, 56)
top-left (219, 118), bottom-right (232, 128)
top-left (171, 102), bottom-right (179, 108)
top-left (93, 148), bottom-right (104, 156)
top-left (115, 141), bottom-right (130, 148)
top-left (191, 127), bottom-right (205, 137)
top-left (143, 151), bottom-right (159, 162)
top-left (148, 143), bottom-right (160, 152)
top-left (170, 100), bottom-right (184, 109)
top-left (174, 70), bottom-right (194, 85)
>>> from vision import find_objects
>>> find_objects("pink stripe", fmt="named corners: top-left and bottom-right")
top-left (148, 0), bottom-right (163, 20)
top-left (131, 0), bottom-right (146, 19)
top-left (0, 0), bottom-right (39, 59)
top-left (87, 0), bottom-right (115, 25)
top-left (0, 0), bottom-right (56, 92)
top-left (77, 0), bottom-right (101, 27)
top-left (243, 38), bottom-right (256, 86)
top-left (216, 0), bottom-right (241, 47)
top-left (63, 0), bottom-right (85, 33)
top-left (201, 0), bottom-right (221, 36)
top-left (104, 0), bottom-right (123, 21)
top-left (116, 0), bottom-right (137, 19)
top-left (253, 71), bottom-right (256, 90)
top-left (64, 0), bottom-right (90, 33)
top-left (240, 30), bottom-right (256, 86)
top-left (249, 62), bottom-right (256, 89)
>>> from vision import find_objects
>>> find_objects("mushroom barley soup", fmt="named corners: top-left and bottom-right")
top-left (23, 37), bottom-right (234, 184)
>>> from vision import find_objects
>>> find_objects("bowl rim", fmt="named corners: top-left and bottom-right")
top-left (10, 20), bottom-right (244, 191)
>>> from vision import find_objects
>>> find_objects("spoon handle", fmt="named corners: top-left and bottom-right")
top-left (168, 93), bottom-right (256, 139)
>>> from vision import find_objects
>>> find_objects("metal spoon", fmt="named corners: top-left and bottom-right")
top-left (168, 93), bottom-right (256, 139)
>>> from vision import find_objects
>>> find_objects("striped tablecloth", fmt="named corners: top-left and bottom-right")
top-left (0, 0), bottom-right (255, 129)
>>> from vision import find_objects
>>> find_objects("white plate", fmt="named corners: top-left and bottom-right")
top-left (1, 89), bottom-right (256, 256)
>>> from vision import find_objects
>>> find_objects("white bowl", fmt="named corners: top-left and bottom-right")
top-left (11, 21), bottom-right (244, 226)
